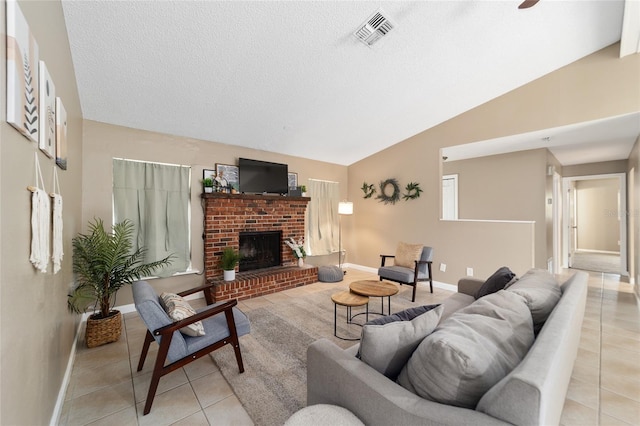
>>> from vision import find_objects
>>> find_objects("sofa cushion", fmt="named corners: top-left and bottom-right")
top-left (474, 266), bottom-right (516, 299)
top-left (358, 305), bottom-right (443, 380)
top-left (397, 290), bottom-right (534, 409)
top-left (506, 268), bottom-right (561, 333)
top-left (394, 242), bottom-right (423, 268)
top-left (160, 292), bottom-right (206, 337)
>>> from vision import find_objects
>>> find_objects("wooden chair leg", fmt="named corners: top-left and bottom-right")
top-left (137, 330), bottom-right (154, 372)
top-left (411, 283), bottom-right (417, 302)
top-left (224, 309), bottom-right (245, 373)
top-left (143, 334), bottom-right (172, 415)
top-left (232, 338), bottom-right (245, 373)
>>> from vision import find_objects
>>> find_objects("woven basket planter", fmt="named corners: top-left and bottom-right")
top-left (85, 310), bottom-right (122, 348)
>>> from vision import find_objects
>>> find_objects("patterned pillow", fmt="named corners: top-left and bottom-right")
top-left (394, 242), bottom-right (423, 268)
top-left (159, 292), bottom-right (205, 337)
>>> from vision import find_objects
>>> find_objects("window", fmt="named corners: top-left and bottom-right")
top-left (112, 159), bottom-right (191, 277)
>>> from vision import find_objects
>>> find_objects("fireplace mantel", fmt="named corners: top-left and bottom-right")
top-left (202, 192), bottom-right (317, 301)
top-left (202, 192), bottom-right (310, 202)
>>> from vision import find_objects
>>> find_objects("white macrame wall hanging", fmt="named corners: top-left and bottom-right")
top-left (51, 166), bottom-right (63, 273)
top-left (27, 153), bottom-right (50, 273)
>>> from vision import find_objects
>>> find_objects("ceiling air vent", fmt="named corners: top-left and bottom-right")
top-left (354, 9), bottom-right (395, 47)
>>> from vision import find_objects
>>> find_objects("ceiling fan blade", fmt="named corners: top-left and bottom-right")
top-left (518, 0), bottom-right (540, 9)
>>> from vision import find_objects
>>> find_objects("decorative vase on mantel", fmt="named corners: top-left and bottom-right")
top-left (298, 258), bottom-right (304, 267)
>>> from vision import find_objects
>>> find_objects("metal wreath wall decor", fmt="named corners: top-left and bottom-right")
top-left (403, 181), bottom-right (423, 200)
top-left (362, 179), bottom-right (423, 204)
top-left (361, 182), bottom-right (376, 198)
top-left (377, 178), bottom-right (401, 204)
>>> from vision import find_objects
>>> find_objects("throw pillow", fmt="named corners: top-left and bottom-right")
top-left (358, 305), bottom-right (444, 380)
top-left (159, 292), bottom-right (206, 337)
top-left (474, 266), bottom-right (517, 299)
top-left (397, 291), bottom-right (534, 409)
top-left (394, 242), bottom-right (423, 268)
top-left (363, 304), bottom-right (441, 326)
top-left (506, 268), bottom-right (562, 334)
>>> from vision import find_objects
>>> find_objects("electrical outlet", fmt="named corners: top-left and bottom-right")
top-left (466, 267), bottom-right (474, 277)
top-left (439, 263), bottom-right (447, 272)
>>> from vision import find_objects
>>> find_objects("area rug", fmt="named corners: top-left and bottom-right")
top-left (210, 287), bottom-right (418, 425)
top-left (571, 251), bottom-right (621, 274)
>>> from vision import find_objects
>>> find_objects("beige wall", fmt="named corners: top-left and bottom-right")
top-left (0, 1), bottom-right (83, 424)
top-left (443, 149), bottom-right (547, 221)
top-left (442, 148), bottom-right (549, 268)
top-left (563, 160), bottom-right (627, 177)
top-left (348, 42), bottom-right (640, 283)
top-left (81, 120), bottom-right (348, 305)
top-left (575, 178), bottom-right (621, 252)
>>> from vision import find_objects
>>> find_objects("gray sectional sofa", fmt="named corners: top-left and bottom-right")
top-left (307, 269), bottom-right (588, 425)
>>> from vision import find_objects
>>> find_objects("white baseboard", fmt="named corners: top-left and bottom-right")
top-left (50, 317), bottom-right (83, 426)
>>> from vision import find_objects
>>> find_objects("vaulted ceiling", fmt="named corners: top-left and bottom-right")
top-left (62, 0), bottom-right (638, 166)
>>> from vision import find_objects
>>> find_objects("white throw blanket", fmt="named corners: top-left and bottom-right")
top-left (30, 187), bottom-right (50, 273)
top-left (52, 193), bottom-right (63, 273)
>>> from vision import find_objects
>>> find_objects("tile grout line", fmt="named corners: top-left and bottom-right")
top-left (597, 272), bottom-right (604, 426)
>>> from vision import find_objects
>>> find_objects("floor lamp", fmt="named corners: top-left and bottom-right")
top-left (338, 201), bottom-right (353, 271)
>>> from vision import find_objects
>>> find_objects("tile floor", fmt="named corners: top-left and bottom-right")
top-left (58, 268), bottom-right (639, 425)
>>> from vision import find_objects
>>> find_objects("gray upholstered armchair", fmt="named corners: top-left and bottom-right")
top-left (132, 280), bottom-right (250, 414)
top-left (378, 245), bottom-right (434, 302)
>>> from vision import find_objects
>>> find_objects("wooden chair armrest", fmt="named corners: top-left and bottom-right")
top-left (178, 283), bottom-right (216, 305)
top-left (154, 299), bottom-right (238, 336)
top-left (380, 254), bottom-right (395, 267)
top-left (177, 283), bottom-right (213, 298)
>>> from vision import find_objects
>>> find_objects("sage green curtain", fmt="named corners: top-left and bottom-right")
top-left (306, 179), bottom-right (339, 256)
top-left (113, 159), bottom-right (190, 277)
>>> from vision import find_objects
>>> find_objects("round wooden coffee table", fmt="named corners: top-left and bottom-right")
top-left (349, 280), bottom-right (399, 316)
top-left (331, 290), bottom-right (369, 341)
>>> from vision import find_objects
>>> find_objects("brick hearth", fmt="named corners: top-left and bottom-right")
top-left (202, 192), bottom-right (318, 301)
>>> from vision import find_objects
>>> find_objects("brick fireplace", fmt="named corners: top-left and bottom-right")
top-left (203, 192), bottom-right (318, 301)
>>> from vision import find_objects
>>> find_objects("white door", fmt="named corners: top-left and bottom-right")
top-left (442, 174), bottom-right (458, 220)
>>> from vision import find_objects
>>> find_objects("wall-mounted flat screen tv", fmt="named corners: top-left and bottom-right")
top-left (238, 158), bottom-right (289, 194)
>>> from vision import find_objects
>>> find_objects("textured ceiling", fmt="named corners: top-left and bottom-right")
top-left (62, 0), bottom-right (632, 166)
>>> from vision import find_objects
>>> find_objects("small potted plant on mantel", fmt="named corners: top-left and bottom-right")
top-left (202, 177), bottom-right (214, 193)
top-left (220, 247), bottom-right (241, 281)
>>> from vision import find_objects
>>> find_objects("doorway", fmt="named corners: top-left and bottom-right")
top-left (561, 173), bottom-right (627, 275)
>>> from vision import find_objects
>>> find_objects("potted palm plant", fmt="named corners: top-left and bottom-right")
top-left (68, 218), bottom-right (173, 348)
top-left (220, 247), bottom-right (241, 281)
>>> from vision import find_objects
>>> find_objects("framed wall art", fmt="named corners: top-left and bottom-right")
top-left (55, 97), bottom-right (67, 170)
top-left (203, 168), bottom-right (216, 181)
top-left (6, 0), bottom-right (39, 142)
top-left (216, 163), bottom-right (239, 191)
top-left (39, 61), bottom-right (55, 158)
top-left (288, 172), bottom-right (298, 188)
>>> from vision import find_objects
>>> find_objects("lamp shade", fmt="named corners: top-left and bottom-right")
top-left (338, 201), bottom-right (353, 215)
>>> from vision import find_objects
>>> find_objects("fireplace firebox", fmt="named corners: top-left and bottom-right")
top-left (239, 231), bottom-right (282, 272)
